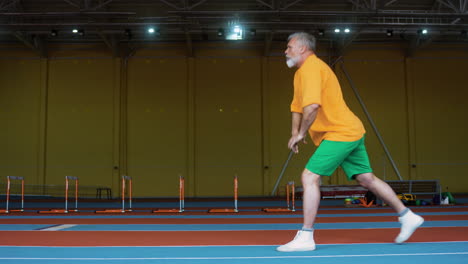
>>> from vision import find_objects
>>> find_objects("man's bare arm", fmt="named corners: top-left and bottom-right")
top-left (288, 104), bottom-right (320, 153)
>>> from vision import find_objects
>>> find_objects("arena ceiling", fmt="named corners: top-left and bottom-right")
top-left (0, 0), bottom-right (467, 56)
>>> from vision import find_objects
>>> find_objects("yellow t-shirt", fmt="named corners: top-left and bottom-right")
top-left (290, 54), bottom-right (365, 146)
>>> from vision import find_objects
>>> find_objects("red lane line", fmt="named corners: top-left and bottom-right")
top-left (1, 215), bottom-right (468, 224)
top-left (0, 227), bottom-right (467, 247)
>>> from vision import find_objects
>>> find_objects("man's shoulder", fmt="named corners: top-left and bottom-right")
top-left (299, 55), bottom-right (330, 74)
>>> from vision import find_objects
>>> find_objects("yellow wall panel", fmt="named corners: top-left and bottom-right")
top-left (412, 45), bottom-right (468, 58)
top-left (264, 57), bottom-right (316, 193)
top-left (48, 44), bottom-right (115, 58)
top-left (195, 43), bottom-right (263, 57)
top-left (409, 58), bottom-right (468, 192)
top-left (0, 59), bottom-right (42, 184)
top-left (194, 57), bottom-right (263, 196)
top-left (1, 42), bottom-right (468, 196)
top-left (126, 58), bottom-right (188, 197)
top-left (46, 58), bottom-right (116, 187)
top-left (339, 57), bottom-right (410, 182)
top-left (0, 47), bottom-right (38, 58)
top-left (133, 45), bottom-right (187, 57)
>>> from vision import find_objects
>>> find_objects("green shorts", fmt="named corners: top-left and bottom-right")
top-left (305, 136), bottom-right (373, 180)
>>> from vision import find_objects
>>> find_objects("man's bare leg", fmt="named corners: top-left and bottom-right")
top-left (355, 172), bottom-right (405, 213)
top-left (355, 172), bottom-right (424, 243)
top-left (277, 169), bottom-right (320, 252)
top-left (302, 169), bottom-right (321, 229)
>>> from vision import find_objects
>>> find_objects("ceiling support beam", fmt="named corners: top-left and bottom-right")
top-left (62, 0), bottom-right (116, 11)
top-left (436, 0), bottom-right (460, 12)
top-left (84, 0), bottom-right (91, 9)
top-left (0, 0), bottom-right (20, 11)
top-left (370, 0), bottom-right (377, 10)
top-left (33, 35), bottom-right (47, 58)
top-left (188, 0), bottom-right (208, 10)
top-left (92, 0), bottom-right (115, 10)
top-left (13, 31), bottom-right (47, 57)
top-left (160, 0), bottom-right (183, 10)
top-left (462, 0), bottom-right (468, 12)
top-left (63, 0), bottom-right (80, 9)
top-left (13, 31), bottom-right (35, 50)
top-left (99, 31), bottom-right (119, 57)
top-left (349, 0), bottom-right (368, 10)
top-left (384, 0), bottom-right (399, 7)
top-left (431, 0), bottom-right (442, 11)
top-left (282, 0), bottom-right (304, 10)
top-left (435, 0), bottom-right (468, 24)
top-left (451, 17), bottom-right (461, 23)
top-left (348, 0), bottom-right (378, 10)
top-left (256, 0), bottom-right (274, 9)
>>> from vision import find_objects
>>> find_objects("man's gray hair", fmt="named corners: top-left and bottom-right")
top-left (288, 32), bottom-right (316, 52)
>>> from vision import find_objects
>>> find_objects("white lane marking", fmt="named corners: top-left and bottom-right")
top-left (0, 252), bottom-right (467, 260)
top-left (1, 240), bottom-right (468, 247)
top-left (39, 224), bottom-right (77, 231)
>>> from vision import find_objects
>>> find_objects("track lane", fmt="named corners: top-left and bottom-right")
top-left (0, 227), bottom-right (467, 246)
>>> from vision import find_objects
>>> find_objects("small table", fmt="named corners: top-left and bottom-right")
top-left (96, 187), bottom-right (112, 199)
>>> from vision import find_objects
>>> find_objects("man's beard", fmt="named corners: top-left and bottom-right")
top-left (286, 56), bottom-right (298, 68)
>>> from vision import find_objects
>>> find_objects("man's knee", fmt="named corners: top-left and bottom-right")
top-left (301, 169), bottom-right (321, 187)
top-left (355, 172), bottom-right (376, 188)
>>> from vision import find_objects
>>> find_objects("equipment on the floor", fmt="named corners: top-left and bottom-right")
top-left (38, 176), bottom-right (79, 214)
top-left (441, 191), bottom-right (456, 204)
top-left (0, 176), bottom-right (25, 214)
top-left (153, 175), bottom-right (185, 213)
top-left (263, 181), bottom-right (296, 212)
top-left (208, 175), bottom-right (238, 213)
top-left (95, 175), bottom-right (133, 213)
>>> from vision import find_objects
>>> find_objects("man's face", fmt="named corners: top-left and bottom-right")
top-left (285, 37), bottom-right (302, 68)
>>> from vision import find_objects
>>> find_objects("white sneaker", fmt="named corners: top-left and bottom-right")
top-left (276, 230), bottom-right (316, 252)
top-left (395, 210), bottom-right (424, 244)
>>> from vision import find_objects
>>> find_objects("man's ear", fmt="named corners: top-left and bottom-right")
top-left (299, 44), bottom-right (307, 54)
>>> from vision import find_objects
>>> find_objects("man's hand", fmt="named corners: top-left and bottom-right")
top-left (288, 134), bottom-right (307, 153)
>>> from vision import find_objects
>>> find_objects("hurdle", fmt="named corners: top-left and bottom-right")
top-left (208, 175), bottom-right (238, 213)
top-left (153, 175), bottom-right (185, 213)
top-left (0, 176), bottom-right (25, 214)
top-left (96, 175), bottom-right (132, 213)
top-left (38, 176), bottom-right (79, 214)
top-left (263, 181), bottom-right (296, 212)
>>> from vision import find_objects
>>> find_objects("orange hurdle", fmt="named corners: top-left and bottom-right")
top-left (263, 181), bottom-right (296, 212)
top-left (291, 181), bottom-right (295, 211)
top-left (153, 175), bottom-right (185, 213)
top-left (96, 175), bottom-right (132, 213)
top-left (39, 176), bottom-right (79, 214)
top-left (0, 176), bottom-right (25, 214)
top-left (208, 175), bottom-right (238, 213)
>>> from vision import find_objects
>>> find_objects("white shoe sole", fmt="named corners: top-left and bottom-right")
top-left (276, 246), bottom-right (316, 252)
top-left (395, 217), bottom-right (424, 244)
